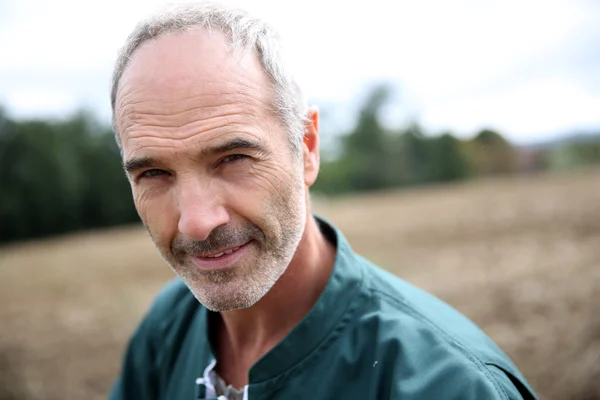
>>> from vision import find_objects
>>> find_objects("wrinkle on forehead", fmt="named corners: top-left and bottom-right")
top-left (117, 87), bottom-right (276, 162)
top-left (117, 73), bottom-right (268, 115)
top-left (124, 129), bottom-right (267, 164)
top-left (118, 86), bottom-right (269, 137)
top-left (123, 118), bottom-right (266, 158)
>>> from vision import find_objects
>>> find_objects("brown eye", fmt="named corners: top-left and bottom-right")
top-left (140, 169), bottom-right (167, 179)
top-left (221, 154), bottom-right (248, 164)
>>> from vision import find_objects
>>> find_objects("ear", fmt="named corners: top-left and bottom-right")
top-left (302, 106), bottom-right (320, 187)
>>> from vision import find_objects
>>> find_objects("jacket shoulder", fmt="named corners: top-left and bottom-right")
top-left (356, 256), bottom-right (537, 399)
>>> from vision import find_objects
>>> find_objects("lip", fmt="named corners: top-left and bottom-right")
top-left (189, 241), bottom-right (251, 271)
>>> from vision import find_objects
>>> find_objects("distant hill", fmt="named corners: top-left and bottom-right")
top-left (518, 131), bottom-right (600, 151)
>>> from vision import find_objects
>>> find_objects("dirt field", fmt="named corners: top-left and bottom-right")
top-left (1, 168), bottom-right (599, 400)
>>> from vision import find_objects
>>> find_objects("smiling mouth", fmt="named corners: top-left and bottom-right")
top-left (189, 241), bottom-right (251, 271)
top-left (193, 240), bottom-right (251, 259)
top-left (204, 246), bottom-right (242, 258)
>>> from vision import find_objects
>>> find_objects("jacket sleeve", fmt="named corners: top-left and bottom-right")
top-left (108, 311), bottom-right (159, 400)
top-left (486, 364), bottom-right (538, 400)
top-left (388, 353), bottom-right (537, 400)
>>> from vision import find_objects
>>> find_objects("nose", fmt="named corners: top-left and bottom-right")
top-left (176, 177), bottom-right (230, 241)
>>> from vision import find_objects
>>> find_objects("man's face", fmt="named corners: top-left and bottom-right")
top-left (114, 30), bottom-right (308, 311)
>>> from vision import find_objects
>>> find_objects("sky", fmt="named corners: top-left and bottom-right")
top-left (1, 0), bottom-right (599, 144)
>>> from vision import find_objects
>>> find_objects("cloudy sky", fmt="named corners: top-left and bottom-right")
top-left (1, 0), bottom-right (599, 144)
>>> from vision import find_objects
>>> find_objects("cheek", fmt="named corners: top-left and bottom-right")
top-left (246, 159), bottom-right (299, 194)
top-left (134, 188), bottom-right (178, 245)
top-left (228, 162), bottom-right (303, 227)
top-left (222, 179), bottom-right (263, 219)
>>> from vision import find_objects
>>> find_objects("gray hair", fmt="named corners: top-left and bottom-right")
top-left (110, 2), bottom-right (307, 155)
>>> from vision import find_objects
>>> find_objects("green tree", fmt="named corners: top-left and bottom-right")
top-left (465, 129), bottom-right (516, 176)
top-left (427, 133), bottom-right (472, 182)
top-left (0, 109), bottom-right (138, 243)
top-left (341, 84), bottom-right (393, 191)
top-left (312, 84), bottom-right (474, 195)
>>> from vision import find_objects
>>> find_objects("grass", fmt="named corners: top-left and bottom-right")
top-left (1, 167), bottom-right (599, 399)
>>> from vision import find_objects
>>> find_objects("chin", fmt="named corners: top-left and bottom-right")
top-left (171, 244), bottom-right (296, 312)
top-left (186, 280), bottom-right (268, 312)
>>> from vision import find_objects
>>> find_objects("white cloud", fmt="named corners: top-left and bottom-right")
top-left (6, 88), bottom-right (79, 117)
top-left (423, 75), bottom-right (600, 141)
top-left (0, 0), bottom-right (599, 143)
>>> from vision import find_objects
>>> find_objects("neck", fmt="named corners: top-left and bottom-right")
top-left (214, 215), bottom-right (336, 385)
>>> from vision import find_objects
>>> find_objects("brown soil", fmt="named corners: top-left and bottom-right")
top-left (1, 168), bottom-right (599, 399)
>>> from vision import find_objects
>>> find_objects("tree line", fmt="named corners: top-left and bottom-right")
top-left (0, 108), bottom-right (138, 243)
top-left (1, 85), bottom-right (599, 243)
top-left (311, 85), bottom-right (600, 194)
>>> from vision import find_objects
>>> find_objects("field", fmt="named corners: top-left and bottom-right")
top-left (1, 168), bottom-right (599, 400)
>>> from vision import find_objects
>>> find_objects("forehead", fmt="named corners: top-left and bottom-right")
top-left (114, 29), bottom-right (274, 135)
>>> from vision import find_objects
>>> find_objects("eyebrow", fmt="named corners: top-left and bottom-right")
top-left (123, 156), bottom-right (160, 175)
top-left (123, 137), bottom-right (265, 175)
top-left (200, 138), bottom-right (264, 158)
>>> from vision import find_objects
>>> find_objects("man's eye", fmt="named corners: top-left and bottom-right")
top-left (221, 154), bottom-right (248, 164)
top-left (140, 169), bottom-right (167, 179)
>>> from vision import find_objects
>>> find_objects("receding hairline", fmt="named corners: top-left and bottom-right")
top-left (113, 29), bottom-right (285, 142)
top-left (113, 27), bottom-right (247, 111)
top-left (110, 2), bottom-right (308, 156)
top-left (113, 27), bottom-right (271, 113)
top-left (110, 2), bottom-right (278, 115)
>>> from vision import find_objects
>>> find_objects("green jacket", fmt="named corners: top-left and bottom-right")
top-left (110, 219), bottom-right (537, 399)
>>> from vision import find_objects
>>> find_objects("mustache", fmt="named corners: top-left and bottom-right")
top-left (171, 222), bottom-right (263, 257)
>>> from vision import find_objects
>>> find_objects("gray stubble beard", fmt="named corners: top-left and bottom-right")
top-left (150, 170), bottom-right (307, 312)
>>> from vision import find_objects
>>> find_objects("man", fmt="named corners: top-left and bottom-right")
top-left (109, 3), bottom-right (537, 399)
